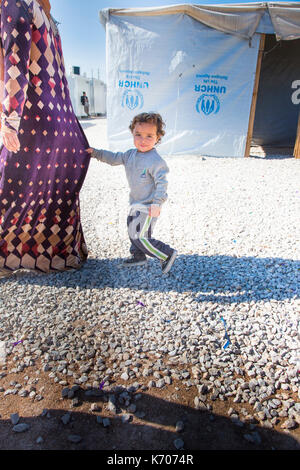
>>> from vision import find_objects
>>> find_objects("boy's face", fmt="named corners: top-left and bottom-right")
top-left (132, 122), bottom-right (159, 153)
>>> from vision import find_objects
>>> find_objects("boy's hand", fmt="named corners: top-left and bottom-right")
top-left (149, 205), bottom-right (161, 218)
top-left (86, 148), bottom-right (94, 155)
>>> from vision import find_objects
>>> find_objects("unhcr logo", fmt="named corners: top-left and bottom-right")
top-left (196, 94), bottom-right (220, 116)
top-left (122, 90), bottom-right (144, 111)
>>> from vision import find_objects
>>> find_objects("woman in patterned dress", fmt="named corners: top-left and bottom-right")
top-left (0, 0), bottom-right (91, 274)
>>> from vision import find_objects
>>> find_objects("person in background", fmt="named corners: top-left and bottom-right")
top-left (81, 91), bottom-right (90, 117)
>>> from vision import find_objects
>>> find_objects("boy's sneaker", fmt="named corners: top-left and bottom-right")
top-left (122, 255), bottom-right (147, 267)
top-left (161, 250), bottom-right (177, 274)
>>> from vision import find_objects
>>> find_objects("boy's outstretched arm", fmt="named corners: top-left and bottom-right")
top-left (85, 147), bottom-right (126, 166)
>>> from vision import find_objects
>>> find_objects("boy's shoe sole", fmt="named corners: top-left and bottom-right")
top-left (121, 258), bottom-right (147, 267)
top-left (162, 250), bottom-right (177, 274)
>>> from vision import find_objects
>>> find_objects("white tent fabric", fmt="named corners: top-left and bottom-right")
top-left (100, 2), bottom-right (300, 41)
top-left (268, 3), bottom-right (300, 39)
top-left (100, 3), bottom-right (300, 157)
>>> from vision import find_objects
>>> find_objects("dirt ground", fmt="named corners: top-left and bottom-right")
top-left (0, 356), bottom-right (299, 454)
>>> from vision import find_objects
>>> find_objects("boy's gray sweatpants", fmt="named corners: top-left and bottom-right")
top-left (127, 209), bottom-right (173, 261)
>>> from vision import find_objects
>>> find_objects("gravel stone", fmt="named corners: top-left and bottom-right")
top-left (61, 388), bottom-right (70, 398)
top-left (120, 372), bottom-right (129, 381)
top-left (90, 403), bottom-right (101, 412)
top-left (175, 420), bottom-right (185, 432)
top-left (173, 438), bottom-right (184, 449)
top-left (102, 418), bottom-right (111, 427)
top-left (67, 434), bottom-right (82, 444)
top-left (156, 378), bottom-right (165, 388)
top-left (12, 423), bottom-right (30, 433)
top-left (71, 397), bottom-right (80, 407)
top-left (121, 413), bottom-right (132, 423)
top-left (281, 418), bottom-right (297, 430)
top-left (61, 413), bottom-right (71, 425)
top-left (10, 413), bottom-right (19, 425)
top-left (127, 403), bottom-right (136, 413)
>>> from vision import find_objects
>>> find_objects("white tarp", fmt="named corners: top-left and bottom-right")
top-left (100, 2), bottom-right (300, 40)
top-left (105, 13), bottom-right (260, 157)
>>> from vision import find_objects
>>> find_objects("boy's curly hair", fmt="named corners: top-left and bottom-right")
top-left (129, 112), bottom-right (166, 144)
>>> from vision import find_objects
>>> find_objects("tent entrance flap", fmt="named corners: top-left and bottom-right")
top-left (252, 35), bottom-right (300, 148)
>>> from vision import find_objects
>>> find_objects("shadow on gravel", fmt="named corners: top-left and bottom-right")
top-left (7, 254), bottom-right (299, 304)
top-left (0, 388), bottom-right (299, 451)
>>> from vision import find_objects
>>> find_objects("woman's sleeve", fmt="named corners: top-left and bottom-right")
top-left (0, 1), bottom-right (33, 134)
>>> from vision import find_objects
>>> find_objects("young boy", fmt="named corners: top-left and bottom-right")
top-left (87, 112), bottom-right (177, 274)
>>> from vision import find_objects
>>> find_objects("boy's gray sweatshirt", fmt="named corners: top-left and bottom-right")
top-left (91, 147), bottom-right (169, 208)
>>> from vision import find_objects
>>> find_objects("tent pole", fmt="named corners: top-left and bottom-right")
top-left (244, 33), bottom-right (266, 158)
top-left (293, 111), bottom-right (300, 158)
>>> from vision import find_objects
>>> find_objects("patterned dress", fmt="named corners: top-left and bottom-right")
top-left (0, 0), bottom-right (90, 273)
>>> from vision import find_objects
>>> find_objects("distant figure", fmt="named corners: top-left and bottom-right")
top-left (81, 91), bottom-right (90, 117)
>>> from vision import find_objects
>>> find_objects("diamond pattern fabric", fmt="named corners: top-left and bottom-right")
top-left (0, 0), bottom-right (90, 273)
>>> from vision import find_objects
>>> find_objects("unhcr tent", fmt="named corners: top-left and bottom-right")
top-left (100, 2), bottom-right (300, 158)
